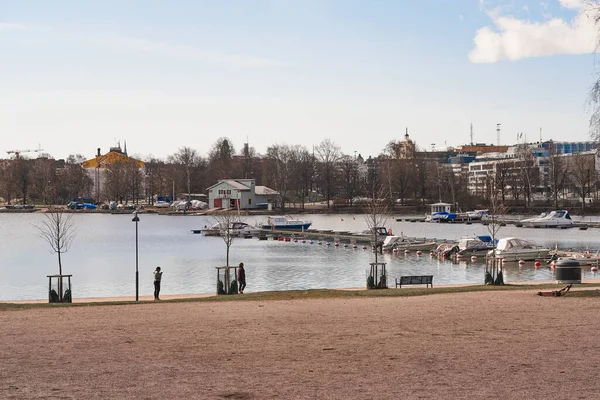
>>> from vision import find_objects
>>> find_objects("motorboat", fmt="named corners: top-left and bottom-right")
top-left (456, 235), bottom-right (495, 256)
top-left (488, 237), bottom-right (551, 261)
top-left (425, 211), bottom-right (451, 222)
top-left (519, 210), bottom-right (573, 228)
top-left (261, 215), bottom-right (312, 230)
top-left (437, 235), bottom-right (495, 258)
top-left (467, 209), bottom-right (489, 220)
top-left (200, 221), bottom-right (261, 237)
top-left (381, 235), bottom-right (438, 252)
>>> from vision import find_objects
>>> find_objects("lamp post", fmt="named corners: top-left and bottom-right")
top-left (132, 212), bottom-right (140, 301)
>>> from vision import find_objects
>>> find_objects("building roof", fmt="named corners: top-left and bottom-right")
top-left (255, 186), bottom-right (278, 196)
top-left (82, 151), bottom-right (144, 169)
top-left (206, 179), bottom-right (252, 191)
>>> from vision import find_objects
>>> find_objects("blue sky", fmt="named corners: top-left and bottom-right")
top-left (0, 0), bottom-right (597, 160)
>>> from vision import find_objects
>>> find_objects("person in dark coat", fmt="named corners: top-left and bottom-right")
top-left (237, 263), bottom-right (246, 294)
top-left (153, 266), bottom-right (163, 300)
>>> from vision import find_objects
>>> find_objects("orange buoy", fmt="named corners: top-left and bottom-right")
top-left (534, 261), bottom-right (541, 267)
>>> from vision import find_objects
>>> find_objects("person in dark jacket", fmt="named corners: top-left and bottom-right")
top-left (153, 266), bottom-right (163, 300)
top-left (237, 263), bottom-right (246, 294)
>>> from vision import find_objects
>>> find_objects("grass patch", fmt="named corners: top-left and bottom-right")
top-left (2, 283), bottom-right (600, 311)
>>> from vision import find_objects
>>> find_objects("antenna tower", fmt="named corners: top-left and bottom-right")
top-left (470, 122), bottom-right (474, 145)
top-left (496, 123), bottom-right (501, 146)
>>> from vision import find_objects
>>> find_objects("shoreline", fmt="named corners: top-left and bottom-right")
top-left (5, 278), bottom-right (600, 305)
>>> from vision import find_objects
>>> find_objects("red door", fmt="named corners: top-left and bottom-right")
top-left (214, 199), bottom-right (222, 208)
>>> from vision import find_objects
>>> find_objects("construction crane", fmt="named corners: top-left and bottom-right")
top-left (6, 148), bottom-right (44, 159)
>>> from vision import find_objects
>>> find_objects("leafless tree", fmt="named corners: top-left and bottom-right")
top-left (293, 148), bottom-right (314, 209)
top-left (546, 145), bottom-right (568, 208)
top-left (363, 186), bottom-right (392, 266)
top-left (338, 154), bottom-right (361, 206)
top-left (211, 209), bottom-right (244, 268)
top-left (169, 147), bottom-right (200, 198)
top-left (589, 1), bottom-right (600, 138)
top-left (568, 152), bottom-right (595, 209)
top-left (265, 144), bottom-right (299, 210)
top-left (315, 139), bottom-right (341, 209)
top-left (485, 187), bottom-right (508, 285)
top-left (36, 207), bottom-right (76, 300)
top-left (390, 159), bottom-right (413, 206)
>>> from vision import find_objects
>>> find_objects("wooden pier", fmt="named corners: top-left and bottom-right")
top-left (394, 217), bottom-right (593, 230)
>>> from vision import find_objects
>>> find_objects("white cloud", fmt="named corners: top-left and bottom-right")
top-left (469, 2), bottom-right (597, 63)
top-left (89, 35), bottom-right (290, 68)
top-left (0, 22), bottom-right (31, 31)
top-left (559, 0), bottom-right (585, 9)
top-left (459, 14), bottom-right (465, 21)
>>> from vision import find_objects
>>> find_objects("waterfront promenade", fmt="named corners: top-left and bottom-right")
top-left (2, 286), bottom-right (600, 399)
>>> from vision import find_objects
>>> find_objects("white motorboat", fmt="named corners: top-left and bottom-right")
top-left (200, 221), bottom-right (261, 237)
top-left (519, 210), bottom-right (573, 228)
top-left (261, 215), bottom-right (312, 230)
top-left (382, 235), bottom-right (438, 252)
top-left (467, 209), bottom-right (489, 220)
top-left (488, 237), bottom-right (551, 261)
top-left (456, 235), bottom-right (495, 256)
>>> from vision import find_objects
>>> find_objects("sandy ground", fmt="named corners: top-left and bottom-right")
top-left (1, 289), bottom-right (600, 400)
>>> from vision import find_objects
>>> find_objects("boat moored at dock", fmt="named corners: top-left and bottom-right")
top-left (262, 215), bottom-right (312, 230)
top-left (519, 210), bottom-right (574, 228)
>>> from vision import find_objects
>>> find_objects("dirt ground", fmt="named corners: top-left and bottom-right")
top-left (1, 289), bottom-right (600, 400)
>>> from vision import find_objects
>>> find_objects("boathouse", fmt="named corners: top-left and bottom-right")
top-left (207, 179), bottom-right (278, 210)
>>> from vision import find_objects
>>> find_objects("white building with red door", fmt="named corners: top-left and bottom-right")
top-left (207, 179), bottom-right (278, 210)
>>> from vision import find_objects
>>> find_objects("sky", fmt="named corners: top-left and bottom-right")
top-left (1, 0), bottom-right (599, 161)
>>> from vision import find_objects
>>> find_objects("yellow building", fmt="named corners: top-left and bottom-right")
top-left (82, 143), bottom-right (145, 203)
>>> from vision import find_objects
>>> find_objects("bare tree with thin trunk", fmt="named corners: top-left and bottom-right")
top-left (363, 186), bottom-right (392, 289)
top-left (36, 207), bottom-right (76, 300)
top-left (211, 209), bottom-right (244, 268)
top-left (485, 189), bottom-right (508, 285)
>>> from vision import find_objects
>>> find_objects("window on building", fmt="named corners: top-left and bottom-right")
top-left (248, 199), bottom-right (251, 205)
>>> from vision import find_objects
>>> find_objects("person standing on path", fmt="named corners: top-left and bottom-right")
top-left (237, 263), bottom-right (246, 294)
top-left (153, 267), bottom-right (163, 300)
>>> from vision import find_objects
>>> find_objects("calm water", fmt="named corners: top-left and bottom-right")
top-left (1, 212), bottom-right (599, 300)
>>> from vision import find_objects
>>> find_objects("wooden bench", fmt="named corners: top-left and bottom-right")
top-left (395, 275), bottom-right (433, 288)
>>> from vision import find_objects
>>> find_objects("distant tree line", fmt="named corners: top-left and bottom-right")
top-left (1, 136), bottom-right (599, 212)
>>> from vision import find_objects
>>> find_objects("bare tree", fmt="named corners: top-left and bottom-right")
top-left (211, 210), bottom-right (244, 268)
top-left (265, 144), bottom-right (299, 210)
top-left (363, 186), bottom-right (392, 265)
top-left (485, 188), bottom-right (508, 285)
top-left (169, 147), bottom-right (200, 197)
top-left (546, 146), bottom-right (568, 208)
top-left (36, 207), bottom-right (76, 300)
top-left (315, 139), bottom-right (341, 209)
top-left (338, 154), bottom-right (361, 206)
top-left (568, 152), bottom-right (595, 209)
